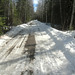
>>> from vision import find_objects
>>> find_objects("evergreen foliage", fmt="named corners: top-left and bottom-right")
top-left (0, 0), bottom-right (75, 35)
top-left (36, 0), bottom-right (75, 30)
top-left (0, 0), bottom-right (34, 35)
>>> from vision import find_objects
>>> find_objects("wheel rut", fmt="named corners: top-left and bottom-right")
top-left (21, 33), bottom-right (36, 75)
top-left (23, 34), bottom-right (36, 61)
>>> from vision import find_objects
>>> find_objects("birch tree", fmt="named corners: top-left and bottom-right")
top-left (70, 0), bottom-right (75, 30)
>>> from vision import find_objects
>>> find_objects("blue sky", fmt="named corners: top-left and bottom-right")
top-left (33, 0), bottom-right (39, 12)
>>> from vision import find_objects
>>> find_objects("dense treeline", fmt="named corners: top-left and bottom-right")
top-left (35, 0), bottom-right (75, 30)
top-left (0, 0), bottom-right (75, 35)
top-left (0, 0), bottom-right (34, 35)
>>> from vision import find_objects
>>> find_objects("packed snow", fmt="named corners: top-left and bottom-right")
top-left (0, 20), bottom-right (75, 75)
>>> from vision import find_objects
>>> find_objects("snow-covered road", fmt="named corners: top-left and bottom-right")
top-left (0, 20), bottom-right (75, 75)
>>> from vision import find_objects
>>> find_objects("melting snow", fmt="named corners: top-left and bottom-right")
top-left (0, 20), bottom-right (75, 75)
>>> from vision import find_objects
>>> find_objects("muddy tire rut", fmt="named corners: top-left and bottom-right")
top-left (0, 24), bottom-right (37, 75)
top-left (23, 34), bottom-right (36, 62)
top-left (21, 34), bottom-right (36, 75)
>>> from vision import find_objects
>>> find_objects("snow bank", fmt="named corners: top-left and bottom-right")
top-left (33, 20), bottom-right (75, 75)
top-left (0, 24), bottom-right (28, 46)
top-left (0, 20), bottom-right (75, 75)
top-left (5, 24), bottom-right (28, 38)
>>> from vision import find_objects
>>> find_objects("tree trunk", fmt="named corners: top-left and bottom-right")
top-left (59, 0), bottom-right (63, 30)
top-left (70, 0), bottom-right (75, 29)
top-left (51, 0), bottom-right (54, 27)
top-left (46, 6), bottom-right (47, 24)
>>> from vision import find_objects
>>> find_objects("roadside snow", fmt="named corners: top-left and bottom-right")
top-left (0, 24), bottom-right (28, 47)
top-left (0, 20), bottom-right (75, 75)
top-left (34, 20), bottom-right (75, 75)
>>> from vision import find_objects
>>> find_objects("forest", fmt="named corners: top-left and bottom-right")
top-left (0, 0), bottom-right (75, 35)
top-left (0, 0), bottom-right (75, 74)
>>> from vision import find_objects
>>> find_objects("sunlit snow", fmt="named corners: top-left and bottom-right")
top-left (0, 20), bottom-right (75, 75)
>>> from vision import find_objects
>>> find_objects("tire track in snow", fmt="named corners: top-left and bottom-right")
top-left (0, 35), bottom-right (22, 60)
top-left (0, 29), bottom-right (29, 73)
top-left (20, 23), bottom-right (36, 75)
top-left (0, 29), bottom-right (25, 50)
top-left (0, 28), bottom-right (29, 61)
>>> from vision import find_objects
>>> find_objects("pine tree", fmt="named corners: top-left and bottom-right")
top-left (0, 0), bottom-right (6, 35)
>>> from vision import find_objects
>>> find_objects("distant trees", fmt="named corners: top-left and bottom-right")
top-left (0, 0), bottom-right (75, 35)
top-left (36, 0), bottom-right (75, 30)
top-left (0, 0), bottom-right (6, 34)
top-left (70, 0), bottom-right (75, 30)
top-left (16, 0), bottom-right (34, 23)
top-left (0, 0), bottom-right (34, 35)
top-left (61, 0), bottom-right (73, 30)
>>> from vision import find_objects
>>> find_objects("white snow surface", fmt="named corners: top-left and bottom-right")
top-left (0, 20), bottom-right (75, 75)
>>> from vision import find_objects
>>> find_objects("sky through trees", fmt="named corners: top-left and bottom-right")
top-left (33, 0), bottom-right (39, 12)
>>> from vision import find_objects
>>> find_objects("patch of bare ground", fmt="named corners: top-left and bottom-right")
top-left (21, 70), bottom-right (33, 75)
top-left (23, 34), bottom-right (36, 62)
